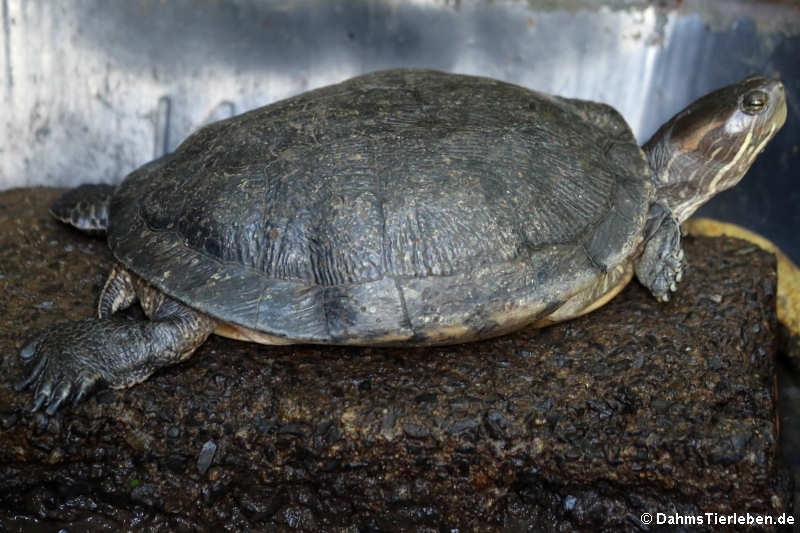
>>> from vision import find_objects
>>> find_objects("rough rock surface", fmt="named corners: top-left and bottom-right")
top-left (0, 187), bottom-right (792, 532)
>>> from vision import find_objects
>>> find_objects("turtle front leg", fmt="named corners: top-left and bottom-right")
top-left (17, 284), bottom-right (217, 414)
top-left (634, 203), bottom-right (686, 302)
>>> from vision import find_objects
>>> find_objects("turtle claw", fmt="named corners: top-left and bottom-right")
top-left (648, 251), bottom-right (685, 302)
top-left (16, 319), bottom-right (110, 414)
top-left (46, 381), bottom-right (74, 415)
top-left (19, 338), bottom-right (41, 362)
top-left (637, 244), bottom-right (685, 302)
top-left (31, 389), bottom-right (49, 413)
top-left (16, 359), bottom-right (42, 392)
top-left (26, 366), bottom-right (101, 414)
top-left (73, 375), bottom-right (99, 406)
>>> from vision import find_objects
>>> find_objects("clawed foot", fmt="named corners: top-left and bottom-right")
top-left (634, 204), bottom-right (686, 303)
top-left (16, 298), bottom-right (216, 414)
top-left (16, 318), bottom-right (119, 414)
top-left (650, 248), bottom-right (686, 302)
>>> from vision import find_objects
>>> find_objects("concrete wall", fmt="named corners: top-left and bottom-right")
top-left (1, 0), bottom-right (798, 259)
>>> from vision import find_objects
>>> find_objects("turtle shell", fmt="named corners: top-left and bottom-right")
top-left (108, 69), bottom-right (654, 345)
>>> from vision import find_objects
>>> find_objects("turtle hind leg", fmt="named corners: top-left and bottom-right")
top-left (97, 263), bottom-right (138, 318)
top-left (49, 183), bottom-right (116, 236)
top-left (17, 293), bottom-right (217, 414)
top-left (635, 203), bottom-right (686, 302)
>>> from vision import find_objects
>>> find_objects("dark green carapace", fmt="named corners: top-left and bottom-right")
top-left (19, 69), bottom-right (787, 413)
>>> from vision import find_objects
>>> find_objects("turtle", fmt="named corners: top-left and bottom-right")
top-left (16, 68), bottom-right (787, 414)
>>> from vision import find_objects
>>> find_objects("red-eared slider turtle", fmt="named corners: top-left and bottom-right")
top-left (17, 69), bottom-right (786, 413)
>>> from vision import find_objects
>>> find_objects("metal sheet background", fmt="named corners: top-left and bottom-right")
top-left (1, 0), bottom-right (798, 260)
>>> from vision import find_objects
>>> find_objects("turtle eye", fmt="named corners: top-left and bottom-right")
top-left (742, 90), bottom-right (768, 115)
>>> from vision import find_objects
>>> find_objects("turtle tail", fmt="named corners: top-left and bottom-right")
top-left (50, 183), bottom-right (116, 236)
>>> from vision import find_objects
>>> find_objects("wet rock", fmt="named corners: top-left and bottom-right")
top-left (130, 483), bottom-right (159, 507)
top-left (124, 429), bottom-right (155, 454)
top-left (0, 187), bottom-right (792, 531)
top-left (197, 441), bottom-right (217, 475)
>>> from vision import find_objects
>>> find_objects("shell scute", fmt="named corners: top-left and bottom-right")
top-left (108, 69), bottom-right (652, 344)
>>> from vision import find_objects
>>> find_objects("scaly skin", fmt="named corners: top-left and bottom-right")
top-left (17, 266), bottom-right (218, 414)
top-left (637, 76), bottom-right (786, 301)
top-left (634, 203), bottom-right (686, 302)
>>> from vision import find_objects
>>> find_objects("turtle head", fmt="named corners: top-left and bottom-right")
top-left (644, 75), bottom-right (786, 222)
